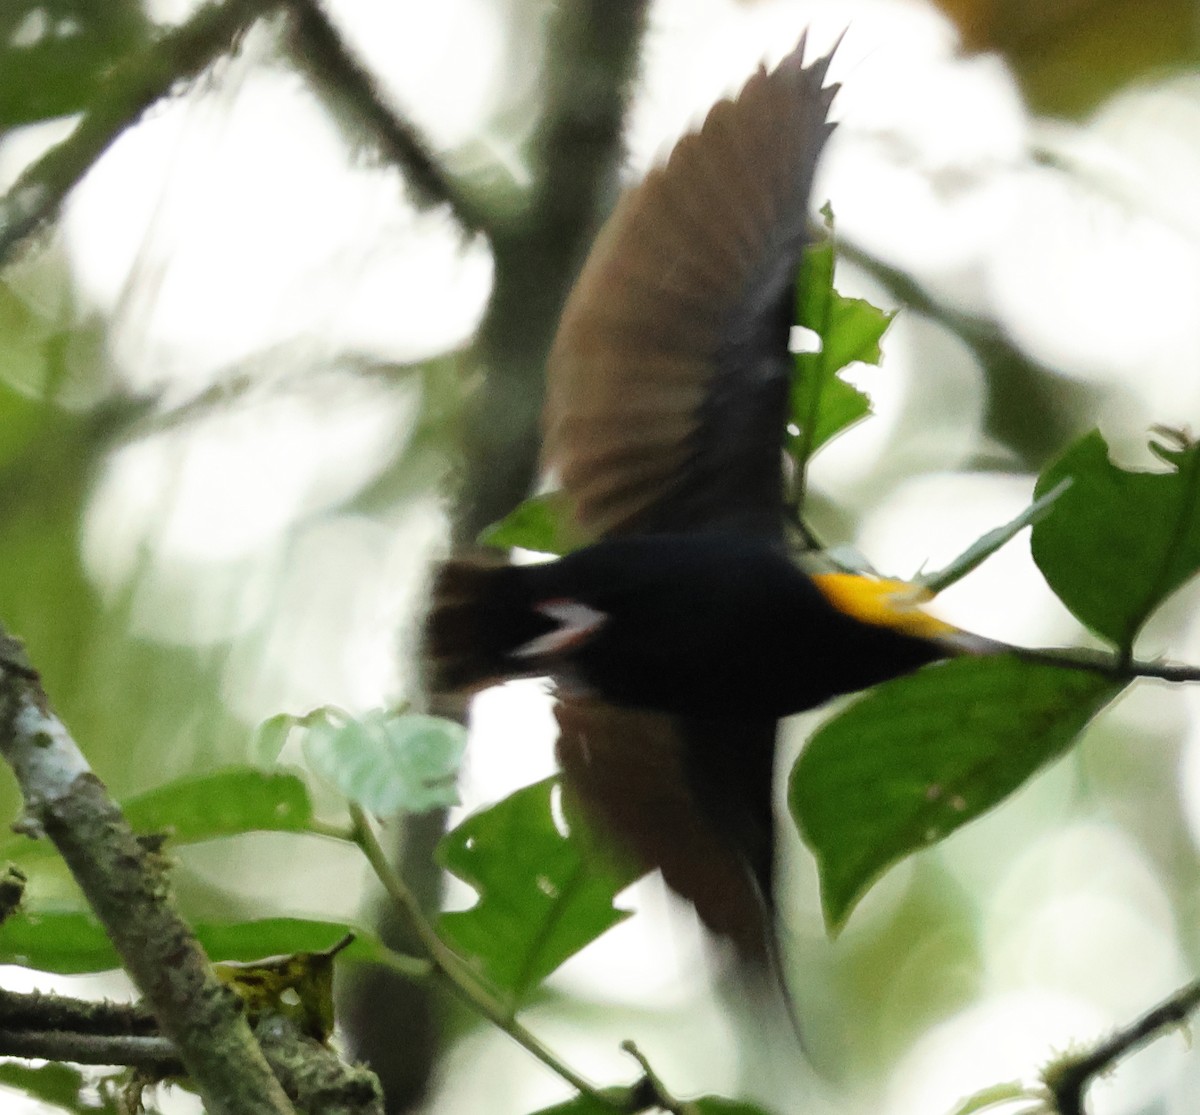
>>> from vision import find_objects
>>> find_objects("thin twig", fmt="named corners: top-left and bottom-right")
top-left (0, 0), bottom-right (282, 267)
top-left (0, 1029), bottom-right (181, 1073)
top-left (283, 0), bottom-right (485, 233)
top-left (0, 987), bottom-right (156, 1036)
top-left (349, 804), bottom-right (631, 1108)
top-left (1044, 978), bottom-right (1200, 1115)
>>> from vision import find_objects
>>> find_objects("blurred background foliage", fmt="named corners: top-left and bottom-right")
top-left (2, 0), bottom-right (1200, 1114)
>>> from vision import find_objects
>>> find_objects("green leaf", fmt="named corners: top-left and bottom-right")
top-left (0, 1061), bottom-right (119, 1114)
top-left (0, 910), bottom-right (111, 973)
top-left (531, 1092), bottom-right (776, 1115)
top-left (478, 490), bottom-right (588, 555)
top-left (119, 767), bottom-right (317, 843)
top-left (437, 778), bottom-right (641, 1007)
top-left (790, 656), bottom-right (1122, 931)
top-left (0, 911), bottom-right (376, 974)
top-left (253, 713), bottom-right (299, 765)
top-left (302, 708), bottom-right (467, 814)
top-left (918, 479), bottom-right (1071, 594)
top-left (788, 228), bottom-right (892, 478)
top-left (529, 1090), bottom-right (637, 1115)
top-left (693, 1100), bottom-right (778, 1115)
top-left (1031, 429), bottom-right (1200, 652)
top-left (531, 1095), bottom-right (776, 1115)
top-left (946, 1081), bottom-right (1040, 1115)
top-left (0, 0), bottom-right (149, 128)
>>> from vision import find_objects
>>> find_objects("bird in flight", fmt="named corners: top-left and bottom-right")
top-left (427, 32), bottom-right (988, 968)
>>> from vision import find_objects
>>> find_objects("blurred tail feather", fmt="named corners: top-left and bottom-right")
top-left (425, 559), bottom-right (540, 693)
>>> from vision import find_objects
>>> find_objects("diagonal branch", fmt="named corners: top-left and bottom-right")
top-left (283, 0), bottom-right (486, 233)
top-left (0, 630), bottom-right (295, 1115)
top-left (1044, 978), bottom-right (1200, 1115)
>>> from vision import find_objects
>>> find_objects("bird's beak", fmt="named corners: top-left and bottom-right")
top-left (810, 573), bottom-right (1009, 655)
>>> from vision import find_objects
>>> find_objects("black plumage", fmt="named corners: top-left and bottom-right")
top-left (426, 34), bottom-right (967, 962)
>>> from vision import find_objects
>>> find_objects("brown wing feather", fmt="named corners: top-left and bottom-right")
top-left (555, 698), bottom-right (775, 960)
top-left (543, 36), bottom-right (839, 538)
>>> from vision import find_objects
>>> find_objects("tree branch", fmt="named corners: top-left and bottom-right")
top-left (457, 0), bottom-right (652, 543)
top-left (0, 987), bottom-right (156, 1036)
top-left (345, 2), bottom-right (652, 1104)
top-left (1009, 645), bottom-right (1200, 684)
top-left (0, 983), bottom-right (384, 1114)
top-left (0, 0), bottom-right (283, 268)
top-left (0, 1029), bottom-right (180, 1074)
top-left (255, 1012), bottom-right (384, 1115)
top-left (837, 241), bottom-right (1101, 467)
top-left (282, 0), bottom-right (485, 234)
top-left (1044, 978), bottom-right (1200, 1115)
top-left (0, 632), bottom-right (295, 1115)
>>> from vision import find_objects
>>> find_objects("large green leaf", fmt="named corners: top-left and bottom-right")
top-left (0, 911), bottom-right (374, 974)
top-left (121, 767), bottom-right (317, 842)
top-left (790, 656), bottom-right (1122, 931)
top-left (0, 768), bottom-right (321, 868)
top-left (788, 222), bottom-right (892, 483)
top-left (437, 778), bottom-right (641, 1007)
top-left (1031, 429), bottom-right (1200, 652)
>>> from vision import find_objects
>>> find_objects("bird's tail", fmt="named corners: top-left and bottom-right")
top-left (424, 558), bottom-right (539, 694)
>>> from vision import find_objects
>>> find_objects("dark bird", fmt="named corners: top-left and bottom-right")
top-left (427, 35), bottom-right (986, 965)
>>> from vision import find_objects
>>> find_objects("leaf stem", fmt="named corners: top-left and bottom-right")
top-left (348, 804), bottom-right (624, 1107)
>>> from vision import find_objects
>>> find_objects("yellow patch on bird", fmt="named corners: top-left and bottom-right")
top-left (810, 574), bottom-right (960, 639)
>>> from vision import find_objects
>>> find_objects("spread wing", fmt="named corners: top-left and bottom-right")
top-left (542, 35), bottom-right (838, 539)
top-left (545, 36), bottom-right (839, 964)
top-left (555, 701), bottom-right (777, 959)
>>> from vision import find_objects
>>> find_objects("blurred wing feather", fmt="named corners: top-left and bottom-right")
top-left (555, 698), bottom-right (776, 960)
top-left (543, 37), bottom-right (838, 538)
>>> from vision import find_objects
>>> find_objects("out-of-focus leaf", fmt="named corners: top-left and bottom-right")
top-left (200, 919), bottom-right (387, 966)
top-left (788, 222), bottom-right (892, 480)
top-left (693, 1099), bottom-right (779, 1114)
top-left (1031, 429), bottom-right (1200, 653)
top-left (530, 1094), bottom-right (777, 1115)
top-left (0, 1061), bottom-right (119, 1114)
top-left (479, 490), bottom-right (588, 556)
top-left (120, 767), bottom-right (317, 843)
top-left (946, 1081), bottom-right (1038, 1115)
top-left (0, 0), bottom-right (149, 127)
top-left (0, 911), bottom-right (376, 975)
top-left (0, 911), bottom-right (108, 974)
top-left (790, 656), bottom-right (1122, 931)
top-left (930, 0), bottom-right (1197, 117)
top-left (253, 713), bottom-right (298, 765)
top-left (437, 778), bottom-right (640, 1007)
top-left (918, 479), bottom-right (1071, 594)
top-left (302, 708), bottom-right (466, 815)
top-left (525, 1088), bottom-right (632, 1114)
top-left (531, 1092), bottom-right (777, 1115)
